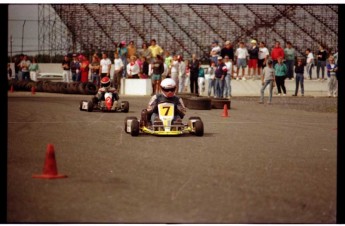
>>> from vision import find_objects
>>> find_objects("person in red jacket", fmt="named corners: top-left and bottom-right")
top-left (271, 41), bottom-right (285, 67)
top-left (80, 55), bottom-right (90, 82)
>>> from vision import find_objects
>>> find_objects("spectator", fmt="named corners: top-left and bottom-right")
top-left (113, 52), bottom-right (124, 90)
top-left (170, 54), bottom-right (180, 91)
top-left (29, 57), bottom-right (39, 81)
top-left (70, 54), bottom-right (81, 82)
top-left (61, 55), bottom-right (71, 83)
top-left (7, 63), bottom-right (12, 80)
top-left (284, 41), bottom-right (295, 80)
top-left (207, 61), bottom-right (216, 98)
top-left (333, 49), bottom-right (338, 65)
top-left (148, 39), bottom-right (164, 59)
top-left (220, 40), bottom-right (234, 62)
top-left (19, 55), bottom-right (31, 81)
top-left (189, 54), bottom-right (200, 95)
top-left (259, 59), bottom-right (275, 104)
top-left (210, 40), bottom-right (221, 66)
top-left (14, 54), bottom-right (23, 80)
top-left (235, 41), bottom-right (249, 80)
top-left (139, 42), bottom-right (152, 63)
top-left (248, 39), bottom-right (259, 80)
top-left (118, 41), bottom-right (128, 78)
top-left (100, 52), bottom-right (112, 80)
top-left (140, 56), bottom-right (149, 79)
top-left (316, 45), bottom-right (328, 81)
top-left (150, 54), bottom-right (164, 95)
top-left (178, 55), bottom-right (186, 93)
top-left (164, 50), bottom-right (173, 71)
top-left (305, 48), bottom-right (315, 80)
top-left (223, 55), bottom-right (233, 98)
top-left (326, 56), bottom-right (338, 98)
top-left (127, 40), bottom-right (137, 59)
top-left (292, 58), bottom-right (305, 97)
top-left (198, 63), bottom-right (205, 95)
top-left (90, 55), bottom-right (100, 87)
top-left (258, 41), bottom-right (269, 77)
top-left (271, 41), bottom-right (285, 67)
top-left (214, 56), bottom-right (227, 98)
top-left (127, 55), bottom-right (140, 79)
top-left (80, 55), bottom-right (90, 83)
top-left (274, 57), bottom-right (288, 96)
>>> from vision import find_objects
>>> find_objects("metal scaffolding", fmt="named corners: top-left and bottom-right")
top-left (39, 4), bottom-right (338, 60)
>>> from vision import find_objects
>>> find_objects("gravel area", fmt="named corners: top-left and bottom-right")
top-left (230, 96), bottom-right (338, 113)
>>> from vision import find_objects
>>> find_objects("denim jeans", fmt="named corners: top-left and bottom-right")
top-left (92, 72), bottom-right (99, 87)
top-left (215, 77), bottom-right (224, 98)
top-left (223, 74), bottom-right (231, 97)
top-left (294, 73), bottom-right (304, 95)
top-left (260, 80), bottom-right (273, 103)
top-left (208, 78), bottom-right (215, 96)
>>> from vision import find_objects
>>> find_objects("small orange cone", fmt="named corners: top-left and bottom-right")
top-left (32, 144), bottom-right (67, 179)
top-left (222, 104), bottom-right (229, 117)
top-left (31, 86), bottom-right (36, 94)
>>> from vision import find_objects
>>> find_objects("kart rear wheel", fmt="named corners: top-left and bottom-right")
top-left (194, 120), bottom-right (204, 136)
top-left (87, 101), bottom-right (93, 112)
top-left (124, 116), bottom-right (138, 133)
top-left (122, 101), bottom-right (129, 113)
top-left (130, 119), bottom-right (140, 136)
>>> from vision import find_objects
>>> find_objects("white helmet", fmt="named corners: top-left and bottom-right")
top-left (160, 78), bottom-right (176, 98)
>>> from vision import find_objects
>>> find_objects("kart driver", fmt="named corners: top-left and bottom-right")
top-left (142, 78), bottom-right (186, 125)
top-left (94, 76), bottom-right (120, 110)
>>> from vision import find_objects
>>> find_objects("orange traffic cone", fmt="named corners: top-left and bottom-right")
top-left (32, 144), bottom-right (67, 179)
top-left (222, 104), bottom-right (229, 117)
top-left (31, 86), bottom-right (36, 94)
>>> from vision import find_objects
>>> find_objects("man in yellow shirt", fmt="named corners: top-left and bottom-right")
top-left (148, 39), bottom-right (164, 60)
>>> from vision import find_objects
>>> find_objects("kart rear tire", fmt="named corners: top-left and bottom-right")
top-left (130, 119), bottom-right (140, 136)
top-left (87, 101), bottom-right (93, 112)
top-left (124, 116), bottom-right (138, 133)
top-left (122, 101), bottom-right (129, 113)
top-left (194, 120), bottom-right (204, 136)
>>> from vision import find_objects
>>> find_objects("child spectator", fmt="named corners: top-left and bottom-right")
top-left (223, 55), bottom-right (233, 98)
top-left (259, 59), bottom-right (275, 104)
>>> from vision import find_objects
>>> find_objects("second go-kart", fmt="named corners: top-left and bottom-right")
top-left (79, 92), bottom-right (129, 112)
top-left (124, 102), bottom-right (204, 136)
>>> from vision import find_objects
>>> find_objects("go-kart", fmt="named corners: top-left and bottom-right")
top-left (80, 92), bottom-right (129, 112)
top-left (124, 102), bottom-right (204, 136)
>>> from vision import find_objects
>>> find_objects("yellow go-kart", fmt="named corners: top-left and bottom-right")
top-left (124, 102), bottom-right (204, 136)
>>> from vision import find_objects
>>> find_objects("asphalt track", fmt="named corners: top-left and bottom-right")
top-left (7, 92), bottom-right (337, 223)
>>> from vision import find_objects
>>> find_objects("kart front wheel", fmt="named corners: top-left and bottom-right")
top-left (122, 101), bottom-right (129, 113)
top-left (87, 101), bottom-right (93, 112)
top-left (130, 119), bottom-right (140, 136)
top-left (194, 120), bottom-right (204, 136)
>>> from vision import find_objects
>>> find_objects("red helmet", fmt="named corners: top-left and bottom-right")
top-left (100, 77), bottom-right (111, 88)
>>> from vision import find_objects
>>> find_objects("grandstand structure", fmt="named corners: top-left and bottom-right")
top-left (40, 4), bottom-right (338, 61)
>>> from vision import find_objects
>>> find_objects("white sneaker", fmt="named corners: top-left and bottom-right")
top-left (236, 77), bottom-right (239, 81)
top-left (242, 77), bottom-right (246, 81)
top-left (283, 94), bottom-right (286, 96)
top-left (277, 93), bottom-right (281, 96)
top-left (333, 95), bottom-right (337, 98)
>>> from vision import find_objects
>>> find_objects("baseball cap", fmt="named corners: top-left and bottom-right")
top-left (251, 40), bottom-right (257, 44)
top-left (217, 56), bottom-right (223, 60)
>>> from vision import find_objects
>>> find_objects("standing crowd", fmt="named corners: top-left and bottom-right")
top-left (9, 38), bottom-right (338, 100)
